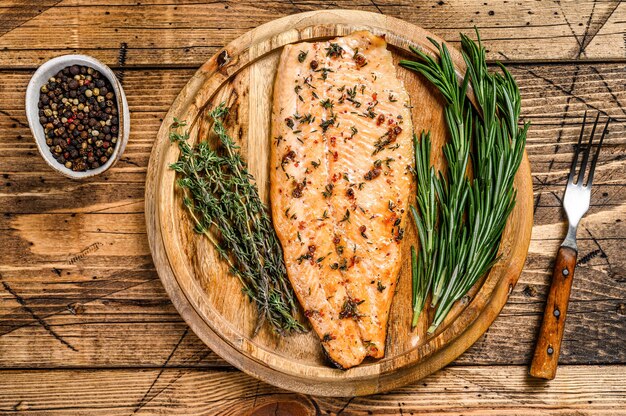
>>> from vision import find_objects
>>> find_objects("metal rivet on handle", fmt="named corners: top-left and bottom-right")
top-left (563, 268), bottom-right (569, 276)
top-left (547, 346), bottom-right (554, 354)
top-left (554, 308), bottom-right (560, 317)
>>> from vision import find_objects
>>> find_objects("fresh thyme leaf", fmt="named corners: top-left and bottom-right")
top-left (400, 30), bottom-right (527, 332)
top-left (298, 50), bottom-right (308, 63)
top-left (169, 102), bottom-right (305, 337)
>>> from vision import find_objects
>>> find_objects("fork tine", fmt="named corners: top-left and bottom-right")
top-left (577, 112), bottom-right (600, 185)
top-left (569, 111), bottom-right (587, 184)
top-left (586, 117), bottom-right (609, 187)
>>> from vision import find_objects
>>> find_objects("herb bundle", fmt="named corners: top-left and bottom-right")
top-left (400, 31), bottom-right (528, 333)
top-left (169, 103), bottom-right (304, 336)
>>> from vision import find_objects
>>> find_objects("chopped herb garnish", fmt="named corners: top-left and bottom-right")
top-left (347, 85), bottom-right (357, 99)
top-left (372, 131), bottom-right (391, 155)
top-left (363, 101), bottom-right (378, 118)
top-left (339, 297), bottom-right (364, 319)
top-left (338, 257), bottom-right (348, 271)
top-left (340, 209), bottom-right (351, 223)
top-left (325, 42), bottom-right (344, 58)
top-left (298, 50), bottom-right (308, 63)
top-left (364, 165), bottom-right (382, 181)
top-left (316, 67), bottom-right (333, 80)
top-left (320, 98), bottom-right (334, 109)
top-left (322, 183), bottom-right (334, 198)
top-left (322, 333), bottom-right (334, 342)
top-left (319, 114), bottom-right (336, 132)
top-left (296, 253), bottom-right (312, 264)
top-left (377, 281), bottom-right (386, 292)
top-left (350, 126), bottom-right (358, 138)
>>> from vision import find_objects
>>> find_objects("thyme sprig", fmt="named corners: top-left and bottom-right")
top-left (400, 30), bottom-right (528, 333)
top-left (169, 103), bottom-right (304, 336)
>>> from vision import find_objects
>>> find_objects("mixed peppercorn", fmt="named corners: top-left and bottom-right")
top-left (37, 65), bottom-right (119, 171)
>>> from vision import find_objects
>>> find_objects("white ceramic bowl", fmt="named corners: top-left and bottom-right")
top-left (25, 54), bottom-right (130, 179)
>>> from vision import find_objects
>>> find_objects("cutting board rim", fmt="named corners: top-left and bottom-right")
top-left (145, 9), bottom-right (533, 397)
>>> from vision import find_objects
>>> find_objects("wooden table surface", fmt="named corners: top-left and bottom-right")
top-left (0, 1), bottom-right (624, 414)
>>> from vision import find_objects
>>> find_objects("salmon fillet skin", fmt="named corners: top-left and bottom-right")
top-left (270, 31), bottom-right (414, 369)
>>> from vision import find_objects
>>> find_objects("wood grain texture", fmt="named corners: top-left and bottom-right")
top-left (0, 365), bottom-right (625, 415)
top-left (0, 0), bottom-right (625, 411)
top-left (0, 0), bottom-right (624, 69)
top-left (0, 64), bottom-right (624, 372)
top-left (530, 246), bottom-right (578, 380)
top-left (145, 10), bottom-right (533, 396)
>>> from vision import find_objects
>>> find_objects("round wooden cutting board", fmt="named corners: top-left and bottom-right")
top-left (145, 10), bottom-right (533, 397)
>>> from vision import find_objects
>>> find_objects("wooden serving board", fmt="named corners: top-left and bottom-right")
top-left (145, 10), bottom-right (533, 397)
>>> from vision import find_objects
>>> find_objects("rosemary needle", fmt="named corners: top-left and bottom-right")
top-left (400, 30), bottom-right (528, 333)
top-left (169, 103), bottom-right (304, 336)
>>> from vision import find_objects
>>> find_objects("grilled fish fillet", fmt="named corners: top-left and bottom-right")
top-left (270, 31), bottom-right (414, 369)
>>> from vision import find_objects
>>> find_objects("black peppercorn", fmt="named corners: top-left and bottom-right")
top-left (37, 64), bottom-right (119, 171)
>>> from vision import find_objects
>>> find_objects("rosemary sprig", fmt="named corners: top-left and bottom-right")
top-left (410, 132), bottom-right (439, 328)
top-left (169, 103), bottom-right (304, 336)
top-left (400, 30), bottom-right (528, 333)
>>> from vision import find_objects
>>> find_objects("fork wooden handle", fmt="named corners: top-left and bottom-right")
top-left (529, 246), bottom-right (577, 379)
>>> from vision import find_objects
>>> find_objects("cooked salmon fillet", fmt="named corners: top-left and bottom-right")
top-left (270, 31), bottom-right (414, 369)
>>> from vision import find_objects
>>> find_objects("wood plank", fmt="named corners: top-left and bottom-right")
top-left (0, 63), bottom-right (624, 370)
top-left (0, 365), bottom-right (624, 414)
top-left (0, 0), bottom-right (624, 69)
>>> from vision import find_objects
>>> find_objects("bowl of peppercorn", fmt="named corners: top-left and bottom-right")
top-left (26, 54), bottom-right (130, 178)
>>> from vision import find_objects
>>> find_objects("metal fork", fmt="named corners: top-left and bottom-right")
top-left (529, 112), bottom-right (609, 380)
